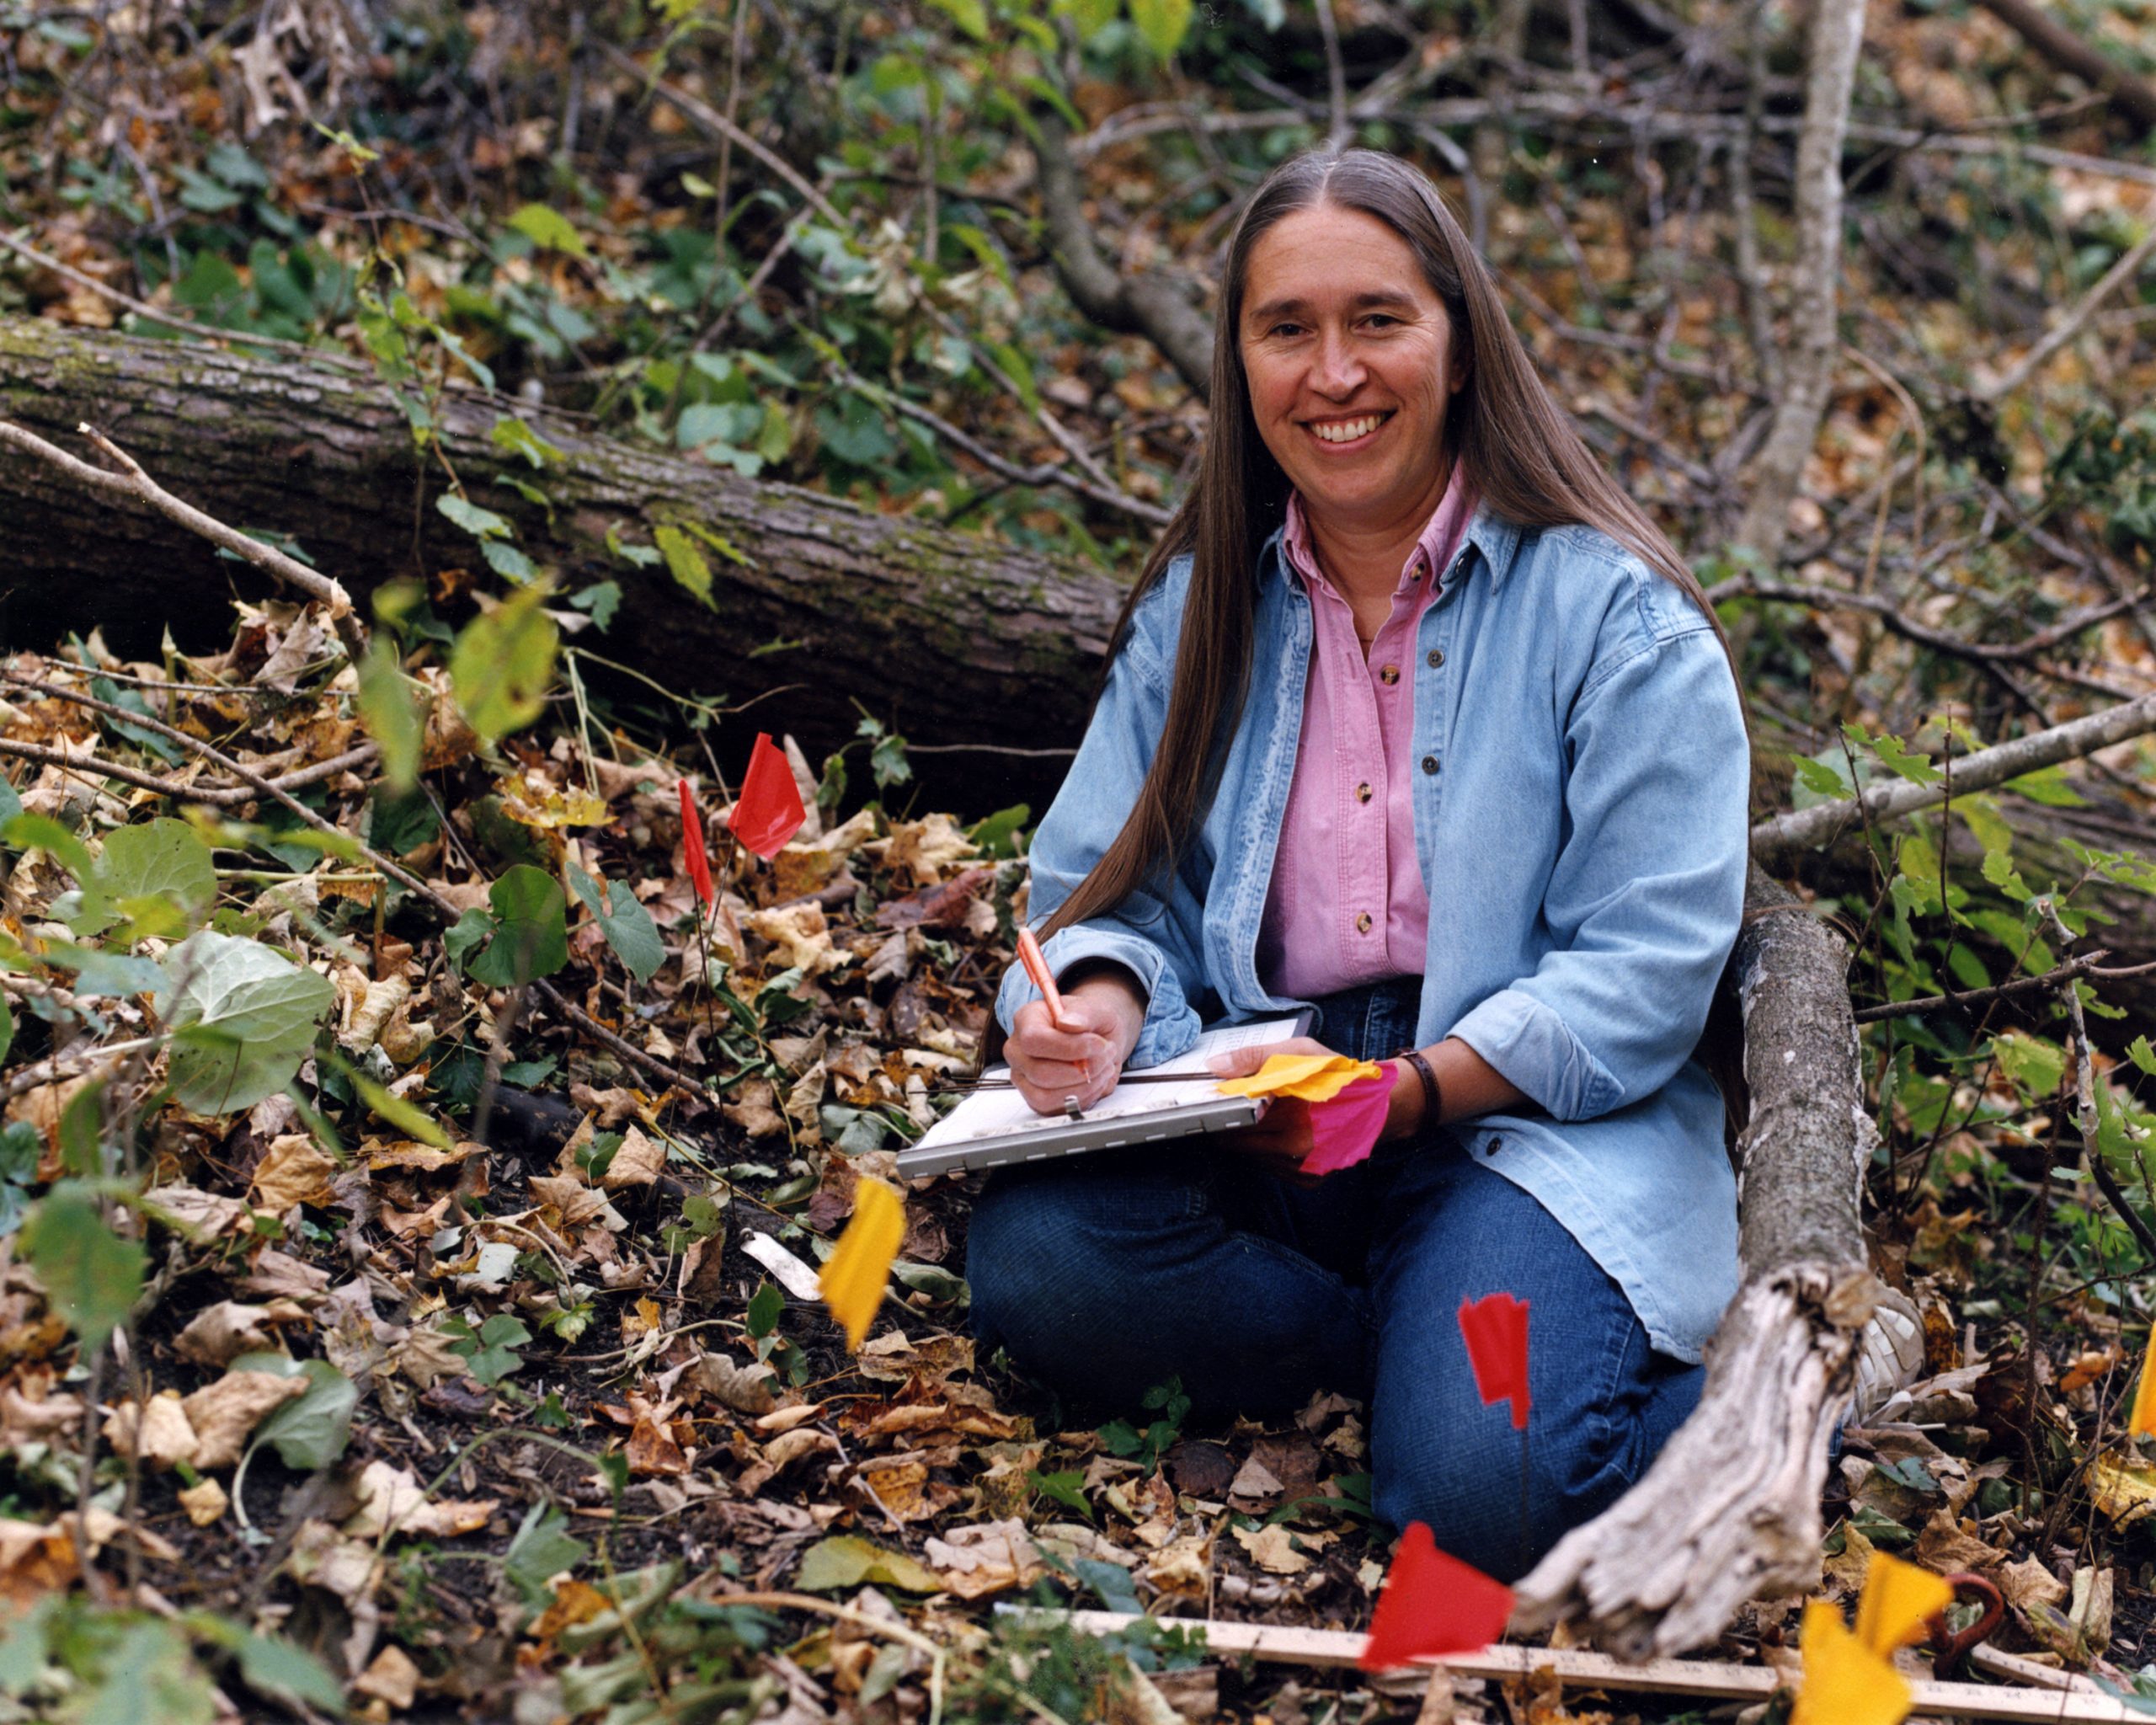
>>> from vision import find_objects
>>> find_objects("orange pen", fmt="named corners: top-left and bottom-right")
top-left (1016, 926), bottom-right (1077, 1032)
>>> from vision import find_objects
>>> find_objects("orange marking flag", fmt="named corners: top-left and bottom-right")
top-left (728, 732), bottom-right (808, 859)
top-left (2132, 1342), bottom-right (2156, 1439)
top-left (1356, 1521), bottom-right (1513, 1673)
top-left (1214, 1051), bottom-right (1383, 1103)
top-left (1852, 1550), bottom-right (1953, 1657)
top-left (1457, 1291), bottom-right (1531, 1430)
top-left (818, 1180), bottom-right (905, 1351)
top-left (1792, 1602), bottom-right (1911, 1725)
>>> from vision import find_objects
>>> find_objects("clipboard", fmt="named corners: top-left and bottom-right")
top-left (894, 1012), bottom-right (1314, 1179)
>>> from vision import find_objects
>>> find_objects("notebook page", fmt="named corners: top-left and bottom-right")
top-left (913, 1017), bottom-right (1305, 1148)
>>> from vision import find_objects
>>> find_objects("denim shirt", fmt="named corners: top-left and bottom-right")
top-left (996, 508), bottom-right (1751, 1362)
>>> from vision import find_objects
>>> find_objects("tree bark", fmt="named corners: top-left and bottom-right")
top-left (1730, 0), bottom-right (1865, 563)
top-left (0, 318), bottom-right (1124, 800)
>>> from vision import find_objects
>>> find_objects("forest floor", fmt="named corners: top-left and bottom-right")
top-left (0, 595), bottom-right (2151, 1725)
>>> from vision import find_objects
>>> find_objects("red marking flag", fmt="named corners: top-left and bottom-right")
top-left (728, 732), bottom-right (807, 858)
top-left (1458, 1291), bottom-right (1531, 1429)
top-left (677, 778), bottom-right (713, 906)
top-left (1357, 1521), bottom-right (1514, 1672)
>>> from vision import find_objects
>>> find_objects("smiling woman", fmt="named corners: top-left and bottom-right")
top-left (965, 149), bottom-right (1753, 1582)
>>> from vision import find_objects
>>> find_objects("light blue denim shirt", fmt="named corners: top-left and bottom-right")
top-left (996, 507), bottom-right (1750, 1362)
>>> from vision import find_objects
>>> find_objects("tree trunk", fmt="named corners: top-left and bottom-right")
top-left (0, 318), bottom-right (1123, 804)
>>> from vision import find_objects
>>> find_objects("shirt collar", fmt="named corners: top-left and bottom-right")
top-left (1278, 467), bottom-right (1481, 598)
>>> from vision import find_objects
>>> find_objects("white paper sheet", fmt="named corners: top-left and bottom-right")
top-left (911, 1017), bottom-right (1305, 1149)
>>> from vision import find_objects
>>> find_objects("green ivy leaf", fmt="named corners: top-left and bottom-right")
top-left (467, 864), bottom-right (569, 988)
top-left (2128, 1034), bottom-right (2156, 1076)
top-left (22, 1184), bottom-right (146, 1353)
top-left (451, 582), bottom-right (559, 745)
top-left (80, 1620), bottom-right (215, 1725)
top-left (93, 818), bottom-right (216, 927)
top-left (1843, 722), bottom-right (1940, 787)
top-left (654, 524), bottom-right (714, 608)
top-left (507, 202), bottom-right (590, 259)
top-left (793, 1535), bottom-right (940, 1594)
top-left (356, 640), bottom-right (425, 795)
top-left (235, 1353), bottom-right (358, 1470)
top-left (491, 415), bottom-right (568, 468)
top-left (1128, 0), bottom-right (1194, 60)
top-left (438, 493), bottom-right (514, 540)
top-left (157, 932), bottom-right (339, 1114)
top-left (926, 0), bottom-right (989, 39)
top-left (1992, 1030), bottom-right (2066, 1101)
top-left (569, 865), bottom-right (665, 983)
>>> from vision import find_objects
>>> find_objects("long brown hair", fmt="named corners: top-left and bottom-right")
top-left (1043, 147), bottom-right (1741, 939)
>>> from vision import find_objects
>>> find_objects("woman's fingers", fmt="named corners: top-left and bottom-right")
top-left (1204, 1034), bottom-right (1332, 1079)
top-left (1006, 999), bottom-right (1127, 1114)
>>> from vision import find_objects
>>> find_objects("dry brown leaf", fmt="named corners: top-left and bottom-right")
top-left (182, 1369), bottom-right (310, 1469)
top-left (1141, 1530), bottom-right (1214, 1600)
top-left (344, 1460), bottom-right (499, 1541)
top-left (762, 1428), bottom-right (837, 1472)
top-left (251, 1134), bottom-right (339, 1212)
top-left (600, 1124), bottom-right (665, 1189)
top-left (173, 1300), bottom-right (280, 1368)
top-left (243, 1247), bottom-right (332, 1299)
top-left (922, 1519), bottom-right (1042, 1599)
top-left (178, 1476), bottom-right (230, 1527)
top-left (354, 1643), bottom-right (422, 1710)
top-left (1233, 1523), bottom-right (1325, 1576)
top-left (1999, 1554), bottom-right (2069, 1617)
top-left (686, 1351), bottom-right (777, 1416)
top-left (527, 1172), bottom-right (627, 1230)
top-left (2089, 1455), bottom-right (2156, 1530)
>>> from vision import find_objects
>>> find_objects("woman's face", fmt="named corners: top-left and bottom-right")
top-left (1238, 201), bottom-right (1465, 535)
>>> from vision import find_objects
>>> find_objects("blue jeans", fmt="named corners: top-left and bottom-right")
top-left (967, 978), bottom-right (1704, 1581)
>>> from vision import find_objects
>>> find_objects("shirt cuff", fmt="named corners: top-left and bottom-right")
top-left (995, 926), bottom-right (1201, 1071)
top-left (1446, 988), bottom-right (1624, 1122)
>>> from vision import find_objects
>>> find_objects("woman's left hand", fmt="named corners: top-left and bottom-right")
top-left (1206, 1036), bottom-right (1414, 1183)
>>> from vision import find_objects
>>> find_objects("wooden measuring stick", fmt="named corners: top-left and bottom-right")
top-left (996, 1610), bottom-right (2147, 1723)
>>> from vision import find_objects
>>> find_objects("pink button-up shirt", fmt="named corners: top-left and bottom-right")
top-left (1254, 475), bottom-right (1475, 1001)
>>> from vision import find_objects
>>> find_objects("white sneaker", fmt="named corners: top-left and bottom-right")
top-left (1848, 1285), bottom-right (1926, 1427)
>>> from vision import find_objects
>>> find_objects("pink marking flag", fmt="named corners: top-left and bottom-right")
top-left (1299, 1064), bottom-right (1396, 1176)
top-left (1458, 1291), bottom-right (1531, 1430)
top-left (1357, 1521), bottom-right (1514, 1673)
top-left (728, 732), bottom-right (807, 858)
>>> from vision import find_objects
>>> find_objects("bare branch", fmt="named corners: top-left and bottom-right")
top-left (0, 419), bottom-right (367, 664)
top-left (1970, 0), bottom-right (2156, 136)
top-left (1977, 221), bottom-right (2156, 402)
top-left (1033, 109), bottom-right (1217, 401)
top-left (1751, 691), bottom-right (2156, 865)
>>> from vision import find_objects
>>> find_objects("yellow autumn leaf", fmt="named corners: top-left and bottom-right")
top-left (818, 1180), bottom-right (905, 1351)
top-left (2089, 1453), bottom-right (2156, 1530)
top-left (1852, 1550), bottom-right (1954, 1656)
top-left (1792, 1601), bottom-right (1911, 1725)
top-left (2131, 1345), bottom-right (2156, 1439)
top-left (1214, 1052), bottom-right (1383, 1103)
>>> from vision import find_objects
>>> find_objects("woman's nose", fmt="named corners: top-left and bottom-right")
top-left (1313, 329), bottom-right (1365, 395)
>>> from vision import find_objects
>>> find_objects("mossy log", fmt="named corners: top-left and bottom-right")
top-left (0, 318), bottom-right (1123, 804)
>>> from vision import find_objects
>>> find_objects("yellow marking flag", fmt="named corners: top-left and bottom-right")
top-left (1214, 1052), bottom-right (1385, 1104)
top-left (1852, 1550), bottom-right (1954, 1656)
top-left (1792, 1601), bottom-right (1911, 1725)
top-left (2131, 1343), bottom-right (2156, 1439)
top-left (818, 1179), bottom-right (905, 1351)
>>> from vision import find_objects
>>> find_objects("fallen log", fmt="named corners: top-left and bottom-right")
top-left (0, 317), bottom-right (1123, 799)
top-left (1513, 866), bottom-right (1876, 1655)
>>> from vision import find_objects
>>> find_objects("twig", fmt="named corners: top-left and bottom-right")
top-left (600, 41), bottom-right (845, 228)
top-left (0, 737), bottom-right (380, 806)
top-left (1977, 218), bottom-right (2156, 401)
top-left (1313, 0), bottom-right (1350, 150)
top-left (0, 419), bottom-right (366, 664)
top-left (2043, 901), bottom-right (2156, 1262)
top-left (1851, 949), bottom-right (2156, 1023)
top-left (0, 227), bottom-right (371, 371)
top-left (1751, 691), bottom-right (2156, 863)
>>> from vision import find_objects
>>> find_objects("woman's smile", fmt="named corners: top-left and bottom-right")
top-left (1305, 410), bottom-right (1394, 446)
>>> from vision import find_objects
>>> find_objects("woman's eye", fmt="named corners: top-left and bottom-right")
top-left (1364, 313), bottom-right (1397, 329)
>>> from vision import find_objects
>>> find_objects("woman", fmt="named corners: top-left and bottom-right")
top-left (966, 148), bottom-right (1750, 1582)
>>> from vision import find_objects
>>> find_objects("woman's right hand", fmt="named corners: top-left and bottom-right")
top-left (1006, 973), bottom-right (1147, 1116)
